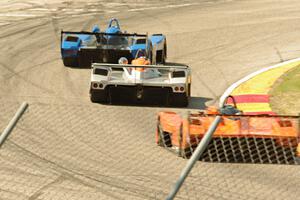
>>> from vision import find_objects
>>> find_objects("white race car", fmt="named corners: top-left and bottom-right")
top-left (89, 63), bottom-right (191, 107)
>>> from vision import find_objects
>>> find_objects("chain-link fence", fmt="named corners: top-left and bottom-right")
top-left (1, 101), bottom-right (300, 199)
top-left (157, 110), bottom-right (300, 199)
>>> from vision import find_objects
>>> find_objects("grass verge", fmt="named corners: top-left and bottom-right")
top-left (269, 65), bottom-right (300, 115)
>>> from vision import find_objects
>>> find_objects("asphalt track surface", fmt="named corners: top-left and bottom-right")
top-left (0, 0), bottom-right (300, 199)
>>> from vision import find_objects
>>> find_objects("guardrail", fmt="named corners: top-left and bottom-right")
top-left (0, 102), bottom-right (28, 148)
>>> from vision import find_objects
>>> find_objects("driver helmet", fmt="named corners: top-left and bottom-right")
top-left (206, 106), bottom-right (219, 114)
top-left (118, 57), bottom-right (128, 64)
top-left (136, 49), bottom-right (146, 58)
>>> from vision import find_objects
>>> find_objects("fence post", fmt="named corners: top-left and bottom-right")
top-left (0, 102), bottom-right (28, 148)
top-left (166, 115), bottom-right (222, 200)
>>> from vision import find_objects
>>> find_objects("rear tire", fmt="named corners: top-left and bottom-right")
top-left (78, 55), bottom-right (90, 68)
top-left (163, 42), bottom-right (167, 64)
top-left (90, 89), bottom-right (108, 103)
top-left (90, 93), bottom-right (98, 103)
top-left (63, 57), bottom-right (78, 67)
top-left (170, 93), bottom-right (188, 107)
top-left (161, 50), bottom-right (166, 64)
top-left (179, 96), bottom-right (188, 107)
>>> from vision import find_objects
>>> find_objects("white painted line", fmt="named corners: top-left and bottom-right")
top-left (166, 4), bottom-right (193, 8)
top-left (219, 57), bottom-right (300, 107)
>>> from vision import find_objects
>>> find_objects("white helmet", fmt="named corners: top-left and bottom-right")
top-left (118, 57), bottom-right (128, 64)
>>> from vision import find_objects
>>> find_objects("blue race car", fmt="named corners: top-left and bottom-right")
top-left (61, 18), bottom-right (167, 67)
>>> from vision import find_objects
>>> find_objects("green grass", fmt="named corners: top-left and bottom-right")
top-left (273, 66), bottom-right (300, 94)
top-left (270, 65), bottom-right (300, 115)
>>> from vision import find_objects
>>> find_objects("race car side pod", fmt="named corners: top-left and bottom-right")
top-left (0, 102), bottom-right (28, 148)
top-left (166, 116), bottom-right (222, 200)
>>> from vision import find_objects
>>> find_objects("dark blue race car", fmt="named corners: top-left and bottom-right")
top-left (61, 18), bottom-right (167, 67)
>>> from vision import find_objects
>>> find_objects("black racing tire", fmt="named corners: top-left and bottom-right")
top-left (157, 121), bottom-right (172, 147)
top-left (169, 93), bottom-right (189, 107)
top-left (78, 55), bottom-right (91, 68)
top-left (149, 51), bottom-right (153, 64)
top-left (148, 43), bottom-right (153, 64)
top-left (163, 42), bottom-right (167, 64)
top-left (179, 97), bottom-right (188, 107)
top-left (90, 93), bottom-right (98, 103)
top-left (63, 57), bottom-right (78, 67)
top-left (90, 89), bottom-right (108, 103)
top-left (161, 50), bottom-right (166, 64)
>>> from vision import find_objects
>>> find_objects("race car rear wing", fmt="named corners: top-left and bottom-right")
top-left (61, 30), bottom-right (152, 57)
top-left (92, 63), bottom-right (189, 72)
top-left (61, 30), bottom-right (147, 37)
top-left (61, 30), bottom-right (148, 47)
top-left (91, 63), bottom-right (190, 84)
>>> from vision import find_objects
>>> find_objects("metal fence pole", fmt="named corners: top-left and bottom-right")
top-left (166, 115), bottom-right (222, 200)
top-left (0, 102), bottom-right (28, 148)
